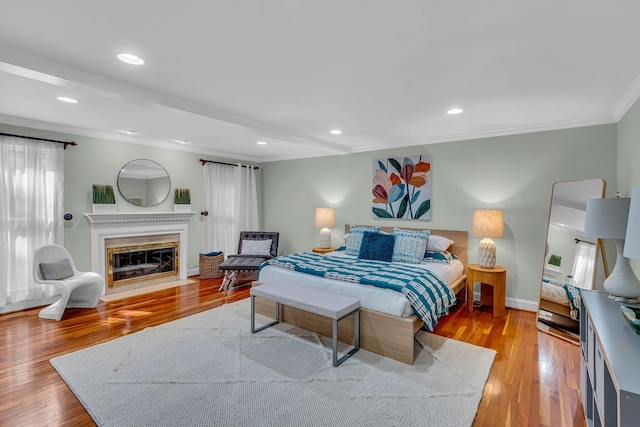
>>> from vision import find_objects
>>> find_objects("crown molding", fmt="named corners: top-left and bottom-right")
top-left (350, 114), bottom-right (617, 153)
top-left (611, 71), bottom-right (640, 121)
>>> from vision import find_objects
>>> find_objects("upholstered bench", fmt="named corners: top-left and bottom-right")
top-left (250, 283), bottom-right (360, 367)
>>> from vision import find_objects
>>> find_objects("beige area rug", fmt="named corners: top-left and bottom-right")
top-left (99, 279), bottom-right (195, 302)
top-left (51, 299), bottom-right (496, 427)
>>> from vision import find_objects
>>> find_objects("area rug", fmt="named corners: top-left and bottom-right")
top-left (99, 279), bottom-right (195, 302)
top-left (51, 299), bottom-right (496, 427)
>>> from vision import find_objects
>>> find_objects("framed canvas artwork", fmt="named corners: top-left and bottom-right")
top-left (372, 154), bottom-right (431, 220)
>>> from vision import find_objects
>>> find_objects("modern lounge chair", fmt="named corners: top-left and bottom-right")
top-left (33, 244), bottom-right (103, 321)
top-left (218, 231), bottom-right (279, 291)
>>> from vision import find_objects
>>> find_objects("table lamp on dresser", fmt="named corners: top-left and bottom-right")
top-left (622, 188), bottom-right (640, 301)
top-left (585, 194), bottom-right (640, 302)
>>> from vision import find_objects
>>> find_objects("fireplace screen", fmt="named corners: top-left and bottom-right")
top-left (107, 241), bottom-right (179, 287)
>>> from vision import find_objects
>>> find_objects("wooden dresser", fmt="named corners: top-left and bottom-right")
top-left (580, 290), bottom-right (640, 426)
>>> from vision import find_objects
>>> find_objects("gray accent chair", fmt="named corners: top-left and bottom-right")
top-left (218, 231), bottom-right (279, 290)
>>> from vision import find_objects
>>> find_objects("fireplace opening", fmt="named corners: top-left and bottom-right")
top-left (106, 236), bottom-right (179, 292)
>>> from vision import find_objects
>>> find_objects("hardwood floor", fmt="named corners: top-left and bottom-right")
top-left (0, 278), bottom-right (585, 426)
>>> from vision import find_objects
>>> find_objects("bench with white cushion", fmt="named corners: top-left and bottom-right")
top-left (250, 282), bottom-right (360, 367)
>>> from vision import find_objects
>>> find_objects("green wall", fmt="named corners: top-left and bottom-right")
top-left (0, 123), bottom-right (263, 273)
top-left (262, 124), bottom-right (618, 306)
top-left (618, 97), bottom-right (640, 275)
top-left (2, 117), bottom-right (625, 307)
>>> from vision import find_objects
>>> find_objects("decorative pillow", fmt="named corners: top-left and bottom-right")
top-left (426, 235), bottom-right (454, 252)
top-left (358, 231), bottom-right (395, 262)
top-left (391, 228), bottom-right (430, 264)
top-left (39, 259), bottom-right (74, 280)
top-left (240, 239), bottom-right (272, 256)
top-left (345, 226), bottom-right (381, 256)
top-left (424, 250), bottom-right (455, 265)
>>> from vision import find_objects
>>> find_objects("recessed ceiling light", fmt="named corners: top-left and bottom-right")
top-left (257, 141), bottom-right (267, 145)
top-left (122, 130), bottom-right (136, 135)
top-left (176, 139), bottom-right (187, 144)
top-left (447, 108), bottom-right (463, 115)
top-left (56, 96), bottom-right (78, 103)
top-left (330, 130), bottom-right (342, 135)
top-left (117, 53), bottom-right (144, 65)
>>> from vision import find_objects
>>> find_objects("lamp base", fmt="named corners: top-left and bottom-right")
top-left (604, 239), bottom-right (640, 299)
top-left (478, 238), bottom-right (496, 269)
top-left (319, 228), bottom-right (331, 249)
top-left (608, 294), bottom-right (640, 304)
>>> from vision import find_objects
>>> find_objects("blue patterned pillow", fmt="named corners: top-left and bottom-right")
top-left (345, 225), bottom-right (381, 256)
top-left (424, 250), bottom-right (455, 265)
top-left (391, 228), bottom-right (430, 264)
top-left (358, 231), bottom-right (395, 262)
top-left (39, 259), bottom-right (74, 280)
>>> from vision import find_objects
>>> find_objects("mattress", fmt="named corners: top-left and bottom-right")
top-left (257, 251), bottom-right (464, 318)
top-left (541, 280), bottom-right (569, 306)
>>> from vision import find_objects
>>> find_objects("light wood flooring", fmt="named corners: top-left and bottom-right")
top-left (0, 277), bottom-right (585, 426)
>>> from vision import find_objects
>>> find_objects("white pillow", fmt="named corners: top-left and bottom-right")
top-left (427, 235), bottom-right (454, 252)
top-left (240, 239), bottom-right (272, 256)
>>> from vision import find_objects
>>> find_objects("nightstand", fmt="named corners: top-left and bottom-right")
top-left (312, 247), bottom-right (336, 254)
top-left (466, 263), bottom-right (507, 317)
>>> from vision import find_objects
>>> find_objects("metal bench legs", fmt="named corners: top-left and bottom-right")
top-left (250, 296), bottom-right (360, 367)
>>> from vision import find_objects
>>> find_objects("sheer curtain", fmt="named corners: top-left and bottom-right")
top-left (1, 135), bottom-right (64, 309)
top-left (571, 240), bottom-right (597, 289)
top-left (203, 163), bottom-right (259, 256)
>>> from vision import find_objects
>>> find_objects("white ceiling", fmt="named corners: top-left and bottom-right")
top-left (1, 1), bottom-right (640, 163)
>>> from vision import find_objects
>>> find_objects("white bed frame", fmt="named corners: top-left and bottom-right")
top-left (254, 226), bottom-right (468, 365)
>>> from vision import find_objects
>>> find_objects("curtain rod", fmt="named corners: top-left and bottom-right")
top-left (575, 239), bottom-right (596, 245)
top-left (0, 132), bottom-right (77, 149)
top-left (199, 159), bottom-right (259, 169)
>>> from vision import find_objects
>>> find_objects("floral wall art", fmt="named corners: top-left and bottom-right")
top-left (372, 155), bottom-right (431, 220)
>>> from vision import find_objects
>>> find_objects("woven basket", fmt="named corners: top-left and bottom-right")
top-left (199, 252), bottom-right (224, 279)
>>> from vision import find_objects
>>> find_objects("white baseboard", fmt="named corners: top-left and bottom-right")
top-left (0, 296), bottom-right (59, 315)
top-left (506, 297), bottom-right (538, 312)
top-left (188, 267), bottom-right (200, 277)
top-left (471, 291), bottom-right (538, 313)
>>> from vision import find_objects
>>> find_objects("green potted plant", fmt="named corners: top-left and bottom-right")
top-left (92, 184), bottom-right (117, 213)
top-left (173, 188), bottom-right (191, 212)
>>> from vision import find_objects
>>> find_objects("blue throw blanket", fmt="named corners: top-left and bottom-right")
top-left (259, 252), bottom-right (456, 331)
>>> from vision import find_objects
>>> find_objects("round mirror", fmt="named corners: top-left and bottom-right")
top-left (117, 159), bottom-right (171, 207)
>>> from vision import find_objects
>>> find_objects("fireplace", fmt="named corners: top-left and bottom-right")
top-left (106, 235), bottom-right (179, 291)
top-left (85, 212), bottom-right (196, 295)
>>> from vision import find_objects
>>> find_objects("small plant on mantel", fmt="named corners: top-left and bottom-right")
top-left (92, 184), bottom-right (116, 204)
top-left (92, 184), bottom-right (117, 213)
top-left (174, 188), bottom-right (191, 204)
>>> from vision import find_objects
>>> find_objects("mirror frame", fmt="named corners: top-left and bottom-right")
top-left (537, 179), bottom-right (609, 344)
top-left (117, 159), bottom-right (171, 207)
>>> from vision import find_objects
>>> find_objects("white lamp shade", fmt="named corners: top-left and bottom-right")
top-left (315, 207), bottom-right (335, 229)
top-left (584, 197), bottom-right (630, 239)
top-left (472, 210), bottom-right (504, 239)
top-left (624, 188), bottom-right (640, 259)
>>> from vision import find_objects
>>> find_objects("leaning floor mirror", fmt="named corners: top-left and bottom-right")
top-left (537, 179), bottom-right (609, 344)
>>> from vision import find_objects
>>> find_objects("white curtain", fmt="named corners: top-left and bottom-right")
top-left (203, 163), bottom-right (259, 256)
top-left (571, 240), bottom-right (597, 289)
top-left (1, 135), bottom-right (64, 307)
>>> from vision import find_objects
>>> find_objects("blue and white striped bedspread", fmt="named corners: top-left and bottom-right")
top-left (259, 252), bottom-right (456, 331)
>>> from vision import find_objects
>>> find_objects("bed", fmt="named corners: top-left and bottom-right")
top-left (253, 225), bottom-right (468, 364)
top-left (538, 278), bottom-right (581, 333)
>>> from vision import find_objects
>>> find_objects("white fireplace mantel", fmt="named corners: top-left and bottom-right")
top-left (84, 212), bottom-right (197, 293)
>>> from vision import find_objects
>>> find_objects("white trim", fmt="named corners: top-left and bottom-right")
top-left (472, 291), bottom-right (539, 313)
top-left (0, 296), bottom-right (59, 314)
top-left (612, 71), bottom-right (640, 121)
top-left (84, 212), bottom-right (196, 294)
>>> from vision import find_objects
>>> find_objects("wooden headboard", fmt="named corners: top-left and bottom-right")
top-left (344, 225), bottom-right (468, 268)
